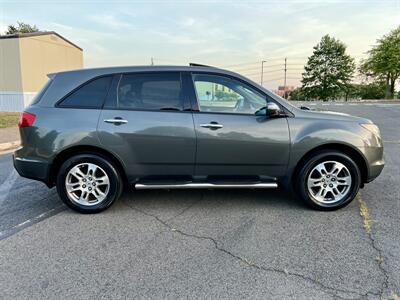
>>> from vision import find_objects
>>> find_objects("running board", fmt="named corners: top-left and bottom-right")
top-left (135, 182), bottom-right (278, 190)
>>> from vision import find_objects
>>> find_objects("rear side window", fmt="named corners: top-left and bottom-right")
top-left (58, 76), bottom-right (112, 108)
top-left (117, 72), bottom-right (182, 111)
top-left (31, 79), bottom-right (53, 105)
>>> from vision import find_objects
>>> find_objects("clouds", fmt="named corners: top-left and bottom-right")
top-left (0, 22), bottom-right (7, 35)
top-left (2, 0), bottom-right (399, 88)
top-left (88, 14), bottom-right (134, 30)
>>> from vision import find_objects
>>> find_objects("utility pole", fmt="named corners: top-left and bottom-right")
top-left (260, 60), bottom-right (267, 86)
top-left (283, 57), bottom-right (287, 98)
top-left (151, 57), bottom-right (154, 65)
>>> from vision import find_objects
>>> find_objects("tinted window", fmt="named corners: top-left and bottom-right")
top-left (59, 76), bottom-right (112, 108)
top-left (117, 73), bottom-right (182, 110)
top-left (192, 74), bottom-right (266, 114)
top-left (31, 79), bottom-right (52, 105)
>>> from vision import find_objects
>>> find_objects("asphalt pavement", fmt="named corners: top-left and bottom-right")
top-left (0, 102), bottom-right (399, 299)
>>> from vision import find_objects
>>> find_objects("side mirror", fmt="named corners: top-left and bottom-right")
top-left (267, 102), bottom-right (282, 117)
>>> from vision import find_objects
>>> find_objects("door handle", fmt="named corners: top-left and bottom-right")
top-left (104, 118), bottom-right (128, 125)
top-left (200, 123), bottom-right (223, 129)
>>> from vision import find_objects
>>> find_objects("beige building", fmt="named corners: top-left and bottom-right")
top-left (273, 85), bottom-right (295, 97)
top-left (0, 31), bottom-right (83, 111)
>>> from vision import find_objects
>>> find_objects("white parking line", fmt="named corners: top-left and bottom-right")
top-left (0, 206), bottom-right (65, 240)
top-left (0, 170), bottom-right (20, 206)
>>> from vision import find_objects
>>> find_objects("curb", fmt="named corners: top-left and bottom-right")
top-left (0, 140), bottom-right (20, 152)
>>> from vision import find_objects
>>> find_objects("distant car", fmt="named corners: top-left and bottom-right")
top-left (13, 64), bottom-right (384, 213)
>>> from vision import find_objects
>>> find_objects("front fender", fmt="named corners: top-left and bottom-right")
top-left (283, 117), bottom-right (381, 188)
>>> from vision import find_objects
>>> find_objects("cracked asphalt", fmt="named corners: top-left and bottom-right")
top-left (0, 102), bottom-right (399, 299)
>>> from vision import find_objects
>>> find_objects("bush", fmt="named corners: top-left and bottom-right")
top-left (348, 82), bottom-right (387, 99)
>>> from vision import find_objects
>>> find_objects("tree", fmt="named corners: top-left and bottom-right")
top-left (301, 35), bottom-right (355, 101)
top-left (287, 88), bottom-right (306, 101)
top-left (360, 26), bottom-right (400, 99)
top-left (4, 22), bottom-right (39, 35)
top-left (347, 82), bottom-right (387, 99)
top-left (215, 90), bottom-right (240, 101)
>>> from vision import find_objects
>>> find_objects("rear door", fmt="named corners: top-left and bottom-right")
top-left (188, 72), bottom-right (290, 179)
top-left (98, 72), bottom-right (196, 181)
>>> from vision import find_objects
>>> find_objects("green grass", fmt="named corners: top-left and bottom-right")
top-left (0, 112), bottom-right (20, 129)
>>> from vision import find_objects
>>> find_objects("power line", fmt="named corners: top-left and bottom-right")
top-left (228, 65), bottom-right (269, 72)
top-left (228, 64), bottom-right (281, 72)
top-left (222, 61), bottom-right (261, 68)
top-left (240, 69), bottom-right (283, 76)
top-left (236, 64), bottom-right (284, 69)
top-left (262, 78), bottom-right (285, 83)
top-left (240, 67), bottom-right (305, 77)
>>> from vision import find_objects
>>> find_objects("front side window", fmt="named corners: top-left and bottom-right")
top-left (117, 72), bottom-right (182, 111)
top-left (59, 76), bottom-right (112, 108)
top-left (192, 74), bottom-right (266, 114)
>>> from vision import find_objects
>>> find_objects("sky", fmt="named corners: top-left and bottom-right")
top-left (1, 0), bottom-right (399, 89)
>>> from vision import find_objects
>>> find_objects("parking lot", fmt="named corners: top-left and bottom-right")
top-left (0, 102), bottom-right (399, 299)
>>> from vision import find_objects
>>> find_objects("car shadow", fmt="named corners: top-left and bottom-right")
top-left (116, 188), bottom-right (306, 215)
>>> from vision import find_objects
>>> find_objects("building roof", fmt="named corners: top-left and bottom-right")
top-left (0, 31), bottom-right (82, 51)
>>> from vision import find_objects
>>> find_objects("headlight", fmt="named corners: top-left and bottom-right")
top-left (360, 123), bottom-right (380, 137)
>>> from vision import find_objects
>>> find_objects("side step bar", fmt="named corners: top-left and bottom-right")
top-left (135, 182), bottom-right (278, 190)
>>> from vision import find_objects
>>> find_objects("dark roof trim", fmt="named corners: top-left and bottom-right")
top-left (189, 63), bottom-right (216, 68)
top-left (0, 31), bottom-right (82, 51)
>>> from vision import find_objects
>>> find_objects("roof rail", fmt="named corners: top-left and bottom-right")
top-left (189, 63), bottom-right (215, 68)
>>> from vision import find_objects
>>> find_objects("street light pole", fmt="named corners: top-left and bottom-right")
top-left (260, 60), bottom-right (267, 86)
top-left (283, 57), bottom-right (287, 98)
top-left (283, 57), bottom-right (287, 92)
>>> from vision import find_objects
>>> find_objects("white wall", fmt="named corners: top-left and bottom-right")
top-left (0, 92), bottom-right (36, 112)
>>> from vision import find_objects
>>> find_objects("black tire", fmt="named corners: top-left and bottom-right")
top-left (56, 153), bottom-right (123, 213)
top-left (295, 150), bottom-right (361, 211)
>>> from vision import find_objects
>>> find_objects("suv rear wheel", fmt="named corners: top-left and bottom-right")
top-left (56, 154), bottom-right (122, 213)
top-left (295, 150), bottom-right (361, 210)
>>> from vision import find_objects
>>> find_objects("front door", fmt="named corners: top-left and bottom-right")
top-left (190, 73), bottom-right (290, 179)
top-left (98, 72), bottom-right (196, 181)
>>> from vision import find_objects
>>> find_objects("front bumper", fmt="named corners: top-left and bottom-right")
top-left (361, 145), bottom-right (385, 183)
top-left (13, 153), bottom-right (52, 187)
top-left (366, 158), bottom-right (385, 182)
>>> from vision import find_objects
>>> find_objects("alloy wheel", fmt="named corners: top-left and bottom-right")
top-left (307, 160), bottom-right (352, 204)
top-left (65, 163), bottom-right (110, 206)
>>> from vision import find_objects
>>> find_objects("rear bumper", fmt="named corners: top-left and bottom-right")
top-left (13, 153), bottom-right (52, 187)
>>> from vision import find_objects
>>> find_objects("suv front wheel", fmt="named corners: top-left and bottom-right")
top-left (296, 150), bottom-right (361, 210)
top-left (56, 154), bottom-right (123, 213)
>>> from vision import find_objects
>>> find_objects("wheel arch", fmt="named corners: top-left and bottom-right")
top-left (290, 143), bottom-right (369, 188)
top-left (49, 145), bottom-right (128, 187)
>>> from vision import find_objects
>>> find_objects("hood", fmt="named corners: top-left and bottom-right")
top-left (294, 108), bottom-right (373, 124)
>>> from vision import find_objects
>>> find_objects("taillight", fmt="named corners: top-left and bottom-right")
top-left (18, 112), bottom-right (36, 128)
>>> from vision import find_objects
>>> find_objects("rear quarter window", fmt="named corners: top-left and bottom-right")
top-left (58, 76), bottom-right (112, 108)
top-left (30, 79), bottom-right (53, 105)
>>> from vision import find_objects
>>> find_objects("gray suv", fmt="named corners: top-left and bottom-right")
top-left (13, 65), bottom-right (384, 213)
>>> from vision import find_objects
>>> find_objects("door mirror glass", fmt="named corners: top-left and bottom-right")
top-left (267, 102), bottom-right (282, 117)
